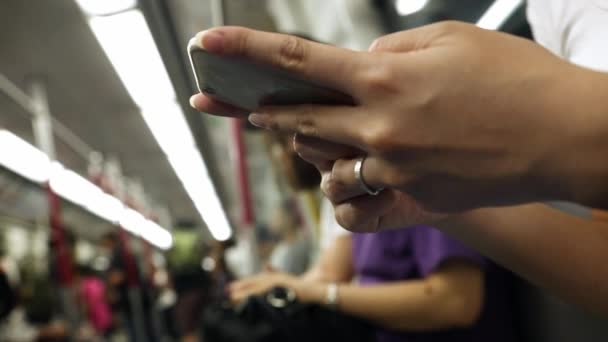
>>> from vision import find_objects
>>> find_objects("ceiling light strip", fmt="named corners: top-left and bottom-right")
top-left (83, 7), bottom-right (232, 241)
top-left (0, 129), bottom-right (173, 249)
top-left (477, 0), bottom-right (524, 30)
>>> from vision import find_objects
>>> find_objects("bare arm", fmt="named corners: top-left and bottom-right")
top-left (301, 234), bottom-right (354, 283)
top-left (232, 235), bottom-right (484, 331)
top-left (300, 261), bottom-right (483, 331)
top-left (438, 204), bottom-right (608, 315)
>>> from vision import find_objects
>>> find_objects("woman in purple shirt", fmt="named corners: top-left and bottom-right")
top-left (230, 225), bottom-right (518, 342)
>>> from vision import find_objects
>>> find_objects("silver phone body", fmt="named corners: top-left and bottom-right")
top-left (188, 38), bottom-right (353, 112)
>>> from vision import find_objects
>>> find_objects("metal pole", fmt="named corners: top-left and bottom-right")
top-left (210, 0), bottom-right (225, 26)
top-left (0, 73), bottom-right (94, 160)
top-left (30, 82), bottom-right (55, 158)
top-left (29, 79), bottom-right (80, 335)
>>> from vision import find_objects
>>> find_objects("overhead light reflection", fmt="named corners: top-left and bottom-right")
top-left (84, 6), bottom-right (233, 241)
top-left (477, 0), bottom-right (524, 30)
top-left (0, 130), bottom-right (51, 183)
top-left (88, 10), bottom-right (175, 108)
top-left (395, 0), bottom-right (429, 16)
top-left (75, 0), bottom-right (137, 17)
top-left (0, 129), bottom-right (172, 249)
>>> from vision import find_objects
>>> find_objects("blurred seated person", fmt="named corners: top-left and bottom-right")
top-left (268, 200), bottom-right (312, 275)
top-left (230, 211), bottom-right (518, 342)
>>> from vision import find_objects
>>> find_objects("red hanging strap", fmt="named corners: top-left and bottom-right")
top-left (232, 119), bottom-right (254, 226)
top-left (46, 183), bottom-right (73, 286)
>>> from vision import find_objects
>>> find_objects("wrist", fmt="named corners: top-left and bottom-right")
top-left (324, 283), bottom-right (340, 309)
top-left (532, 65), bottom-right (608, 207)
top-left (572, 71), bottom-right (608, 208)
top-left (295, 281), bottom-right (327, 304)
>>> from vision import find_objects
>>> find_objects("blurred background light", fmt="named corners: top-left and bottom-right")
top-left (0, 130), bottom-right (51, 183)
top-left (85, 7), bottom-right (232, 241)
top-left (75, 0), bottom-right (137, 16)
top-left (395, 0), bottom-right (429, 16)
top-left (477, 0), bottom-right (524, 30)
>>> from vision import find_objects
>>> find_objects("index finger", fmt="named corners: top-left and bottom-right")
top-left (193, 27), bottom-right (365, 94)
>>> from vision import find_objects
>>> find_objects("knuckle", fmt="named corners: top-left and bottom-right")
top-left (433, 20), bottom-right (465, 35)
top-left (335, 205), bottom-right (357, 230)
top-left (321, 177), bottom-right (344, 203)
top-left (369, 36), bottom-right (389, 52)
top-left (277, 35), bottom-right (307, 72)
top-left (380, 168), bottom-right (409, 188)
top-left (336, 203), bottom-right (369, 231)
top-left (359, 63), bottom-right (399, 94)
top-left (362, 123), bottom-right (400, 153)
top-left (295, 107), bottom-right (317, 136)
top-left (232, 27), bottom-right (252, 54)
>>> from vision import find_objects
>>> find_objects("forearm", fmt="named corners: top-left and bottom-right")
top-left (439, 204), bottom-right (608, 315)
top-left (542, 67), bottom-right (608, 208)
top-left (302, 266), bottom-right (483, 331)
top-left (302, 235), bottom-right (354, 283)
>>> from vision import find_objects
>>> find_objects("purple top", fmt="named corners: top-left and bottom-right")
top-left (353, 226), bottom-right (518, 342)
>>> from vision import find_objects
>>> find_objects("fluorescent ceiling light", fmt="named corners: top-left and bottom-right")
top-left (169, 151), bottom-right (232, 241)
top-left (477, 0), bottom-right (524, 30)
top-left (120, 208), bottom-right (146, 236)
top-left (0, 129), bottom-right (172, 249)
top-left (50, 163), bottom-right (125, 224)
top-left (86, 8), bottom-right (233, 241)
top-left (0, 130), bottom-right (51, 183)
top-left (140, 103), bottom-right (196, 156)
top-left (88, 193), bottom-right (124, 224)
top-left (89, 10), bottom-right (175, 108)
top-left (50, 162), bottom-right (99, 207)
top-left (75, 0), bottom-right (136, 16)
top-left (119, 208), bottom-right (173, 250)
top-left (395, 0), bottom-right (429, 16)
top-left (144, 221), bottom-right (174, 250)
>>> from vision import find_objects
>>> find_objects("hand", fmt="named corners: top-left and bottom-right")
top-left (191, 22), bottom-right (608, 212)
top-left (229, 271), bottom-right (324, 304)
top-left (292, 134), bottom-right (444, 231)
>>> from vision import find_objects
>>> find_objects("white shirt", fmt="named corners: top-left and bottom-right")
top-left (527, 0), bottom-right (608, 71)
top-left (528, 0), bottom-right (608, 216)
top-left (266, 0), bottom-right (384, 51)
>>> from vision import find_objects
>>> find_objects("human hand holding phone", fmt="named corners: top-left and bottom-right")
top-left (189, 23), bottom-right (608, 231)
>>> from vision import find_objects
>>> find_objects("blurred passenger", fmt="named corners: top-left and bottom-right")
top-left (268, 200), bottom-right (312, 275)
top-left (76, 265), bottom-right (113, 337)
top-left (0, 270), bottom-right (68, 341)
top-left (167, 228), bottom-right (212, 342)
top-left (230, 220), bottom-right (518, 342)
top-left (204, 240), bottom-right (236, 300)
top-left (100, 232), bottom-right (135, 340)
top-left (0, 249), bottom-right (17, 322)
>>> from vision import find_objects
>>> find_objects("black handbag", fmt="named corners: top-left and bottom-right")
top-left (201, 286), bottom-right (374, 342)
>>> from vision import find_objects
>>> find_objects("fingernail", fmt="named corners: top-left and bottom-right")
top-left (248, 113), bottom-right (270, 129)
top-left (189, 95), bottom-right (197, 109)
top-left (198, 29), bottom-right (225, 53)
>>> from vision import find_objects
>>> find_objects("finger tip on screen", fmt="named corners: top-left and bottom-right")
top-left (195, 29), bottom-right (225, 53)
top-left (189, 94), bottom-right (247, 117)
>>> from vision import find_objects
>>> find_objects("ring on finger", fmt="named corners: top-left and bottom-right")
top-left (354, 156), bottom-right (384, 196)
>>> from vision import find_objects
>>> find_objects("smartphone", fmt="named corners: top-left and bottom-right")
top-left (188, 37), bottom-right (354, 112)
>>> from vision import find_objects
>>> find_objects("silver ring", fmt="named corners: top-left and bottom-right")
top-left (354, 156), bottom-right (383, 196)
